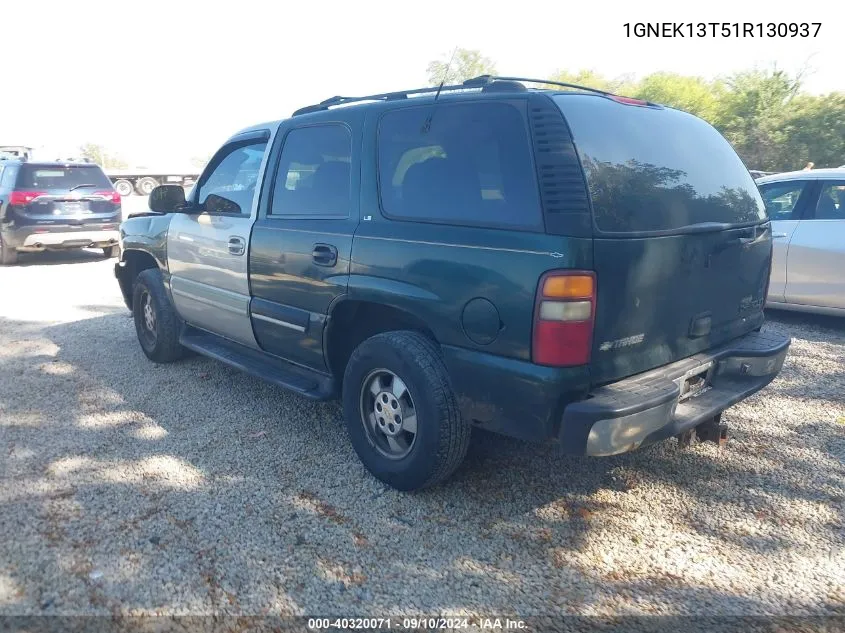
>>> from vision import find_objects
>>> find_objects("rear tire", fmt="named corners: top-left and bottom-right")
top-left (132, 268), bottom-right (185, 363)
top-left (102, 245), bottom-right (120, 258)
top-left (342, 330), bottom-right (470, 491)
top-left (135, 177), bottom-right (159, 196)
top-left (114, 179), bottom-right (134, 197)
top-left (0, 235), bottom-right (18, 266)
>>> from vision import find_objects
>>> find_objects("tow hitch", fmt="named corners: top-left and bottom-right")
top-left (677, 414), bottom-right (728, 448)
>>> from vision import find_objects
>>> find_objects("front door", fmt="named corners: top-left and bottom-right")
top-left (249, 118), bottom-right (360, 370)
top-left (167, 131), bottom-right (271, 348)
top-left (757, 178), bottom-right (814, 303)
top-left (784, 179), bottom-right (845, 309)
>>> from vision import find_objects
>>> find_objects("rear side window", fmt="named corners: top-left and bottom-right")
top-left (377, 101), bottom-right (542, 230)
top-left (554, 95), bottom-right (767, 234)
top-left (270, 124), bottom-right (352, 217)
top-left (16, 165), bottom-right (112, 190)
top-left (758, 181), bottom-right (809, 220)
top-left (814, 181), bottom-right (845, 220)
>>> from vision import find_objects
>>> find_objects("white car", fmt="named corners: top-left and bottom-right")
top-left (756, 168), bottom-right (845, 316)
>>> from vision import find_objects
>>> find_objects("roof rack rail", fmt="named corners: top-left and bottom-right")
top-left (463, 75), bottom-right (612, 96)
top-left (291, 81), bottom-right (477, 116)
top-left (290, 74), bottom-right (616, 117)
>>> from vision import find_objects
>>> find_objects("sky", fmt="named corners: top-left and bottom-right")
top-left (1, 0), bottom-right (840, 167)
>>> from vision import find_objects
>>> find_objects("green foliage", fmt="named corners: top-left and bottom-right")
top-left (424, 51), bottom-right (843, 171)
top-left (546, 69), bottom-right (636, 95)
top-left (426, 48), bottom-right (497, 86)
top-left (79, 143), bottom-right (128, 169)
top-left (775, 93), bottom-right (845, 171)
top-left (633, 72), bottom-right (722, 121)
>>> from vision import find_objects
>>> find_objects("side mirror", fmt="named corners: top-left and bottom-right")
top-left (149, 184), bottom-right (187, 213)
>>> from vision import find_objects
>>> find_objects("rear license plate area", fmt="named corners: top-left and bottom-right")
top-left (60, 202), bottom-right (83, 214)
top-left (675, 361), bottom-right (714, 402)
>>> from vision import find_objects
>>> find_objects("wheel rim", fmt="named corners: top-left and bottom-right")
top-left (359, 368), bottom-right (418, 460)
top-left (139, 291), bottom-right (157, 345)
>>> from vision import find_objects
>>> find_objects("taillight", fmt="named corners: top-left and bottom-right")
top-left (9, 191), bottom-right (47, 205)
top-left (94, 190), bottom-right (122, 203)
top-left (608, 95), bottom-right (656, 107)
top-left (532, 270), bottom-right (596, 367)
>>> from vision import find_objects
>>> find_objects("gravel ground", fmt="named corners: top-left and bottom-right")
top-left (0, 252), bottom-right (843, 620)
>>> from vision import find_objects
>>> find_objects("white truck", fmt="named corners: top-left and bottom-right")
top-left (105, 167), bottom-right (202, 197)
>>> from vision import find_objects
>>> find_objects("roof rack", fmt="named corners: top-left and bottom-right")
top-left (463, 75), bottom-right (613, 96)
top-left (291, 75), bottom-right (614, 117)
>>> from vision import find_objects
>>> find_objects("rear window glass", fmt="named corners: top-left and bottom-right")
top-left (377, 101), bottom-right (542, 230)
top-left (16, 165), bottom-right (112, 190)
top-left (554, 95), bottom-right (766, 233)
top-left (758, 181), bottom-right (808, 221)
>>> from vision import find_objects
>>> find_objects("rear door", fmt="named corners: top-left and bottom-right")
top-left (555, 95), bottom-right (770, 385)
top-left (783, 179), bottom-right (845, 309)
top-left (757, 178), bottom-right (815, 302)
top-left (167, 131), bottom-right (270, 348)
top-left (248, 115), bottom-right (359, 371)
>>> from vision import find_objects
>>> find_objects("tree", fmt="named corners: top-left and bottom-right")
top-left (426, 48), bottom-right (497, 86)
top-left (633, 72), bottom-right (722, 121)
top-left (79, 143), bottom-right (128, 169)
top-left (775, 93), bottom-right (845, 170)
top-left (712, 68), bottom-right (801, 170)
top-left (191, 154), bottom-right (213, 169)
top-left (546, 69), bottom-right (636, 95)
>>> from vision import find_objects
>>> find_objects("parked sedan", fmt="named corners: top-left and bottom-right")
top-left (756, 168), bottom-right (845, 316)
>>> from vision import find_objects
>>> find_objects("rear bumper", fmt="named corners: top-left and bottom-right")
top-left (559, 330), bottom-right (791, 456)
top-left (2, 225), bottom-right (119, 251)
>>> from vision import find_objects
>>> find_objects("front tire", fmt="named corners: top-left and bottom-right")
top-left (342, 330), bottom-right (470, 491)
top-left (0, 235), bottom-right (18, 266)
top-left (132, 268), bottom-right (185, 363)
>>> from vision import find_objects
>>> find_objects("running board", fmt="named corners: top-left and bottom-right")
top-left (180, 326), bottom-right (335, 400)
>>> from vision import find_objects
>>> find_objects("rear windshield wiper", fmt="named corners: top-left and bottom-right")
top-left (68, 184), bottom-right (98, 191)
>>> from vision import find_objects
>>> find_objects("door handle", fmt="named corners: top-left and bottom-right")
top-left (312, 243), bottom-right (338, 267)
top-left (772, 233), bottom-right (788, 239)
top-left (228, 236), bottom-right (245, 255)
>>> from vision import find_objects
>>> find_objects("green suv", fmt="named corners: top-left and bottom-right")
top-left (115, 75), bottom-right (790, 490)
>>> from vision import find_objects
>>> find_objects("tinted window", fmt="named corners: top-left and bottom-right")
top-left (16, 164), bottom-right (112, 190)
top-left (377, 101), bottom-right (542, 230)
top-left (758, 181), bottom-right (808, 220)
top-left (814, 181), bottom-right (845, 220)
top-left (198, 142), bottom-right (267, 214)
top-left (0, 165), bottom-right (14, 188)
top-left (555, 95), bottom-right (767, 233)
top-left (270, 125), bottom-right (351, 217)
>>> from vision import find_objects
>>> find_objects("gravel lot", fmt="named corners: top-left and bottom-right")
top-left (0, 248), bottom-right (843, 620)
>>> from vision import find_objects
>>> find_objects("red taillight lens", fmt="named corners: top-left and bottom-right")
top-left (94, 190), bottom-right (121, 203)
top-left (532, 270), bottom-right (596, 367)
top-left (9, 191), bottom-right (47, 205)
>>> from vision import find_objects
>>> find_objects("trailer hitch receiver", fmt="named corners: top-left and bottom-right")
top-left (677, 414), bottom-right (728, 448)
top-left (695, 414), bottom-right (728, 447)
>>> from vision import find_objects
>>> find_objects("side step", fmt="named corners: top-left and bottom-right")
top-left (180, 326), bottom-right (335, 400)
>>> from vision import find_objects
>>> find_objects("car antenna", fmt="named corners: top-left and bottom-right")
top-left (422, 47), bottom-right (457, 134)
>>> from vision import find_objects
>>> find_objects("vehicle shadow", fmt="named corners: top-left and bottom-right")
top-left (12, 249), bottom-right (114, 267)
top-left (1, 310), bottom-right (841, 616)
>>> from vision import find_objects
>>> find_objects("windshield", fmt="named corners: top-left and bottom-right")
top-left (16, 165), bottom-right (112, 191)
top-left (554, 95), bottom-right (767, 234)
